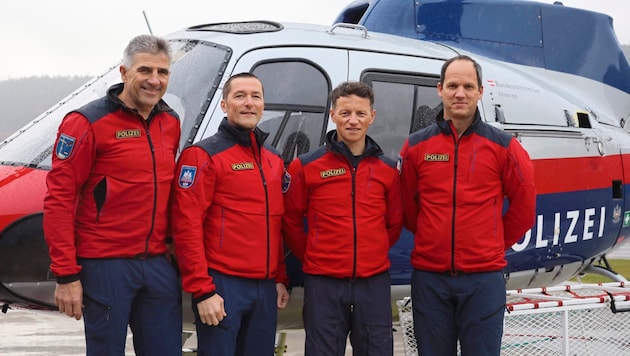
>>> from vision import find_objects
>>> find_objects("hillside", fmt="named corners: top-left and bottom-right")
top-left (1, 46), bottom-right (629, 141)
top-left (0, 75), bottom-right (91, 140)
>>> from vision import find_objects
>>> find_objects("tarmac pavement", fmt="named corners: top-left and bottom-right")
top-left (5, 246), bottom-right (627, 355)
top-left (0, 307), bottom-right (409, 356)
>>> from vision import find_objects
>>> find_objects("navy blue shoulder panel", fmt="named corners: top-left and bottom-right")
top-left (377, 154), bottom-right (397, 170)
top-left (73, 96), bottom-right (118, 124)
top-left (407, 124), bottom-right (441, 148)
top-left (403, 120), bottom-right (511, 149)
top-left (474, 122), bottom-right (512, 149)
top-left (194, 131), bottom-right (236, 156)
top-left (195, 131), bottom-right (281, 160)
top-left (298, 145), bottom-right (328, 167)
top-left (263, 143), bottom-right (282, 158)
top-left (156, 101), bottom-right (180, 121)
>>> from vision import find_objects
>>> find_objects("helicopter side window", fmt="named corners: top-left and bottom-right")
top-left (253, 61), bottom-right (330, 165)
top-left (364, 73), bottom-right (441, 160)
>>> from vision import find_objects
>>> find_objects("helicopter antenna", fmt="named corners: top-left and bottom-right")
top-left (142, 10), bottom-right (154, 35)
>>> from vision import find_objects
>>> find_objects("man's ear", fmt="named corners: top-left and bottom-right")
top-left (119, 65), bottom-right (127, 82)
top-left (368, 110), bottom-right (376, 126)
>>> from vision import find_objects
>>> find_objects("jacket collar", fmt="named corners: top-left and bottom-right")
top-left (218, 117), bottom-right (269, 147)
top-left (106, 82), bottom-right (173, 118)
top-left (435, 108), bottom-right (482, 137)
top-left (325, 130), bottom-right (383, 160)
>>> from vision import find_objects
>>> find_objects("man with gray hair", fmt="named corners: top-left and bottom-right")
top-left (44, 34), bottom-right (182, 355)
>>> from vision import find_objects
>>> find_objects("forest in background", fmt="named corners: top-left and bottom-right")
top-left (1, 45), bottom-right (629, 141)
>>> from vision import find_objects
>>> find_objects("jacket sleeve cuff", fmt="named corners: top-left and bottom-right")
top-left (193, 291), bottom-right (216, 304)
top-left (56, 274), bottom-right (80, 284)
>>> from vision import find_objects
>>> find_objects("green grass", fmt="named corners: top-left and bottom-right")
top-left (569, 259), bottom-right (630, 284)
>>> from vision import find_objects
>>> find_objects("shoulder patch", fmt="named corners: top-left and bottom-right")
top-left (178, 165), bottom-right (197, 189)
top-left (282, 170), bottom-right (291, 193)
top-left (55, 133), bottom-right (76, 160)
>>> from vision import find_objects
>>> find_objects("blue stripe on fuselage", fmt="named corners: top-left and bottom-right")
top-left (356, 0), bottom-right (630, 94)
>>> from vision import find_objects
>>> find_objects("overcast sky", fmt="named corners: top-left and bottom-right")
top-left (2, 0), bottom-right (628, 81)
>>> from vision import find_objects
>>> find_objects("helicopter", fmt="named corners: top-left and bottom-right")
top-left (1, 0), bottom-right (630, 336)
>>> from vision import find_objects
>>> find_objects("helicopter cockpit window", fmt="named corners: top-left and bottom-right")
top-left (0, 40), bottom-right (230, 169)
top-left (253, 61), bottom-right (329, 165)
top-left (166, 40), bottom-right (230, 149)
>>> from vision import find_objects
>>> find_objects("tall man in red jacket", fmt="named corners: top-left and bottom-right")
top-left (43, 35), bottom-right (182, 355)
top-left (399, 55), bottom-right (536, 355)
top-left (170, 72), bottom-right (290, 356)
top-left (283, 81), bottom-right (403, 355)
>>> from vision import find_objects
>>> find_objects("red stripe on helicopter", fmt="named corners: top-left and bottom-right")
top-left (532, 154), bottom-right (627, 195)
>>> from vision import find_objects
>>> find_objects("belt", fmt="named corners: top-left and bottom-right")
top-left (78, 254), bottom-right (165, 261)
top-left (442, 270), bottom-right (466, 277)
top-left (133, 253), bottom-right (165, 260)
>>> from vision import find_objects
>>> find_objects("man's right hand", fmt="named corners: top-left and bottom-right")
top-left (55, 280), bottom-right (83, 320)
top-left (197, 294), bottom-right (227, 326)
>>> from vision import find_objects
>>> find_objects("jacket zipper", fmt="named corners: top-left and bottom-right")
top-left (251, 132), bottom-right (271, 279)
top-left (142, 118), bottom-right (157, 258)
top-left (451, 131), bottom-right (460, 274)
top-left (351, 165), bottom-right (358, 280)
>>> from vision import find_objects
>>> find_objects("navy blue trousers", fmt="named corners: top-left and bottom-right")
top-left (411, 270), bottom-right (506, 356)
top-left (79, 256), bottom-right (182, 356)
top-left (194, 269), bottom-right (277, 356)
top-left (303, 272), bottom-right (393, 356)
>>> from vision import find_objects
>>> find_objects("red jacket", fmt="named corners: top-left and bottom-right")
top-left (170, 119), bottom-right (288, 300)
top-left (43, 83), bottom-right (181, 279)
top-left (399, 110), bottom-right (536, 273)
top-left (283, 131), bottom-right (403, 279)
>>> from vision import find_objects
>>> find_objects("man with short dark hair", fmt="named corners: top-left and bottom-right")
top-left (170, 72), bottom-right (290, 356)
top-left (283, 81), bottom-right (402, 355)
top-left (399, 55), bottom-right (536, 355)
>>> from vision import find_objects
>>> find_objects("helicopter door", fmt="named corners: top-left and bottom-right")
top-left (197, 47), bottom-right (349, 166)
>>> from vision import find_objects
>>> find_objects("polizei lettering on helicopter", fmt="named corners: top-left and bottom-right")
top-left (511, 206), bottom-right (607, 251)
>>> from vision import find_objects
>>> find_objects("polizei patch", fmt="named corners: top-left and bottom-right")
top-left (115, 129), bottom-right (142, 139)
top-left (424, 153), bottom-right (449, 162)
top-left (231, 162), bottom-right (255, 170)
top-left (320, 168), bottom-right (346, 179)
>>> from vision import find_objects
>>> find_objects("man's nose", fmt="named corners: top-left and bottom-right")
top-left (454, 86), bottom-right (466, 96)
top-left (147, 70), bottom-right (161, 84)
top-left (348, 115), bottom-right (360, 124)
